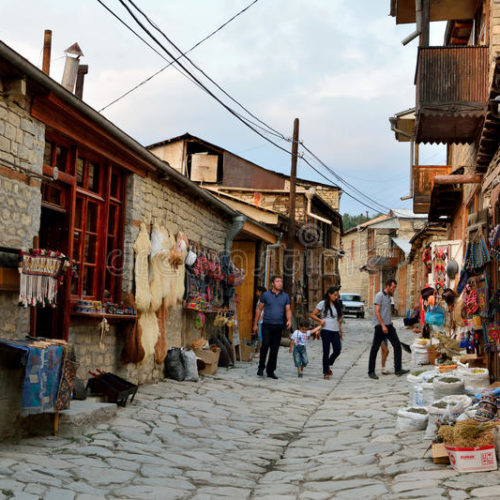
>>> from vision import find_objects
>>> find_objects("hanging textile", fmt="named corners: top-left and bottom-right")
top-left (18, 249), bottom-right (69, 308)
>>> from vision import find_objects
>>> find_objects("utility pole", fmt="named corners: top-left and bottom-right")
top-left (284, 118), bottom-right (299, 297)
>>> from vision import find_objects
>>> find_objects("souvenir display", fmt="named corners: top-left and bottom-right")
top-left (18, 249), bottom-right (69, 308)
top-left (184, 244), bottom-right (241, 312)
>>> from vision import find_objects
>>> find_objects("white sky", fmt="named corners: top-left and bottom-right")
top-left (1, 0), bottom-right (447, 216)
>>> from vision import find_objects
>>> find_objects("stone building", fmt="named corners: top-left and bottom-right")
top-left (148, 134), bottom-right (343, 317)
top-left (339, 210), bottom-right (426, 315)
top-left (389, 0), bottom-right (500, 378)
top-left (0, 40), bottom-right (259, 437)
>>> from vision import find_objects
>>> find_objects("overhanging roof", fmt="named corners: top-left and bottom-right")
top-left (0, 41), bottom-right (237, 219)
top-left (391, 0), bottom-right (477, 24)
top-left (368, 218), bottom-right (400, 230)
top-left (389, 108), bottom-right (415, 142)
top-left (391, 237), bottom-right (411, 256)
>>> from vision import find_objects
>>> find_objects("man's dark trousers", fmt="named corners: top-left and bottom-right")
top-left (368, 324), bottom-right (402, 373)
top-left (259, 323), bottom-right (283, 375)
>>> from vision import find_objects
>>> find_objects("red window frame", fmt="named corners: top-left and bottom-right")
top-left (43, 134), bottom-right (127, 303)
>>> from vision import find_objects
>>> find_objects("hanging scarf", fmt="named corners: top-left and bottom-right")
top-left (18, 249), bottom-right (69, 308)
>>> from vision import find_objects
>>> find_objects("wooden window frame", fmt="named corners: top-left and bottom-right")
top-left (43, 133), bottom-right (127, 304)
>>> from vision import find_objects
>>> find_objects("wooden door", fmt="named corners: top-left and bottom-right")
top-left (397, 264), bottom-right (407, 317)
top-left (231, 241), bottom-right (256, 344)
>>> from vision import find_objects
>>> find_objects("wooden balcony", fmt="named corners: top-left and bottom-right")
top-left (415, 46), bottom-right (488, 144)
top-left (412, 165), bottom-right (452, 214)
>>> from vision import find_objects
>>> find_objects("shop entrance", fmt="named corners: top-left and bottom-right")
top-left (33, 196), bottom-right (70, 339)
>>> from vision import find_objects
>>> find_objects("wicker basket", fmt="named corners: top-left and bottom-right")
top-left (427, 346), bottom-right (438, 365)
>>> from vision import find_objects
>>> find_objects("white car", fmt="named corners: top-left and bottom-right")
top-left (340, 293), bottom-right (365, 318)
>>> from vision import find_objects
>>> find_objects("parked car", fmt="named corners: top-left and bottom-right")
top-left (340, 293), bottom-right (365, 318)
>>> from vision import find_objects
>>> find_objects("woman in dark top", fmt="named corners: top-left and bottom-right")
top-left (311, 286), bottom-right (343, 380)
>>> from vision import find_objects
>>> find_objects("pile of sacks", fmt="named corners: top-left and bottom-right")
top-left (396, 363), bottom-right (491, 434)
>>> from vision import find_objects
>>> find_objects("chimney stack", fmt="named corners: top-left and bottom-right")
top-left (42, 30), bottom-right (52, 75)
top-left (75, 65), bottom-right (88, 99)
top-left (61, 42), bottom-right (84, 94)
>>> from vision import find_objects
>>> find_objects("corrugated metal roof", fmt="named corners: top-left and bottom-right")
top-left (391, 237), bottom-right (411, 256)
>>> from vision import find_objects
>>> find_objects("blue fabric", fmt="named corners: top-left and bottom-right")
top-left (260, 290), bottom-right (290, 325)
top-left (21, 345), bottom-right (63, 415)
top-left (293, 344), bottom-right (308, 368)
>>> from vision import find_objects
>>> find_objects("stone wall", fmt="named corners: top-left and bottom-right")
top-left (338, 230), bottom-right (369, 300)
top-left (0, 83), bottom-right (43, 250)
top-left (0, 83), bottom-right (43, 339)
top-left (75, 172), bottom-right (233, 385)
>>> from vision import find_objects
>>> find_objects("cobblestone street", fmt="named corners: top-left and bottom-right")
top-left (2, 318), bottom-right (500, 499)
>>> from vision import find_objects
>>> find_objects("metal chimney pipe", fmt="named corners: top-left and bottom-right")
top-left (75, 64), bottom-right (88, 99)
top-left (42, 29), bottom-right (52, 75)
top-left (61, 55), bottom-right (79, 93)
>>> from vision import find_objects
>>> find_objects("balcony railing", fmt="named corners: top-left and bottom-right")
top-left (415, 46), bottom-right (488, 144)
top-left (412, 164), bottom-right (452, 214)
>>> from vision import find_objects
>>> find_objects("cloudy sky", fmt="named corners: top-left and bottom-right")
top-left (2, 0), bottom-right (446, 215)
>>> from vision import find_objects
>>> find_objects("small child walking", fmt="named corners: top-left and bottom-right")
top-left (289, 320), bottom-right (321, 377)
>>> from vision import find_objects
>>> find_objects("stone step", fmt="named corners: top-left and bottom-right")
top-left (26, 400), bottom-right (118, 438)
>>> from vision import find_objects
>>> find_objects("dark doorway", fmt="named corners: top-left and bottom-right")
top-left (35, 204), bottom-right (69, 339)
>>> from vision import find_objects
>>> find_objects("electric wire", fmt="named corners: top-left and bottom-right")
top-left (119, 0), bottom-right (393, 211)
top-left (301, 144), bottom-right (391, 212)
top-left (300, 156), bottom-right (386, 213)
top-left (96, 0), bottom-right (397, 213)
top-left (124, 0), bottom-right (286, 140)
top-left (98, 0), bottom-right (291, 154)
top-left (99, 0), bottom-right (260, 112)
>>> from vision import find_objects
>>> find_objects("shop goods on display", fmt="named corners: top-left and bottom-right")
top-left (396, 407), bottom-right (429, 432)
top-left (18, 249), bottom-right (69, 308)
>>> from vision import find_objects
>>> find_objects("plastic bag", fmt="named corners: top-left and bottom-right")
top-left (181, 349), bottom-right (199, 382)
top-left (425, 305), bottom-right (445, 327)
top-left (433, 376), bottom-right (465, 399)
top-left (422, 381), bottom-right (435, 407)
top-left (457, 366), bottom-right (489, 392)
top-left (412, 347), bottom-right (429, 365)
top-left (165, 348), bottom-right (185, 381)
top-left (396, 407), bottom-right (428, 432)
top-left (424, 395), bottom-right (473, 439)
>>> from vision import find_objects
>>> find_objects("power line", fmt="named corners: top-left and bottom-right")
top-left (301, 144), bottom-right (391, 212)
top-left (119, 0), bottom-right (393, 212)
top-left (300, 156), bottom-right (386, 213)
top-left (98, 0), bottom-right (291, 154)
top-left (97, 0), bottom-right (398, 213)
top-left (99, 0), bottom-right (260, 112)
top-left (124, 0), bottom-right (286, 140)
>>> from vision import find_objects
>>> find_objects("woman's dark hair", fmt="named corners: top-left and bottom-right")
top-left (322, 286), bottom-right (342, 319)
top-left (256, 286), bottom-right (267, 293)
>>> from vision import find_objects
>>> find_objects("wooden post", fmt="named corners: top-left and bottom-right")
top-left (284, 118), bottom-right (299, 297)
top-left (420, 0), bottom-right (430, 47)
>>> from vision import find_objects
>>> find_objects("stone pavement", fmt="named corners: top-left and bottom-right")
top-left (1, 318), bottom-right (500, 499)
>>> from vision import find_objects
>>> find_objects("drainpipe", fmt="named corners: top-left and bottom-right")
top-left (264, 233), bottom-right (282, 288)
top-left (305, 187), bottom-right (332, 225)
top-left (401, 0), bottom-right (422, 46)
top-left (225, 214), bottom-right (246, 255)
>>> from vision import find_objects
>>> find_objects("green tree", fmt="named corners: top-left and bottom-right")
top-left (342, 213), bottom-right (383, 231)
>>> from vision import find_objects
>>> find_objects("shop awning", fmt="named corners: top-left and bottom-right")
top-left (391, 237), bottom-right (411, 256)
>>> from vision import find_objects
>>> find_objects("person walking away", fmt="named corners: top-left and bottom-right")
top-left (368, 279), bottom-right (409, 379)
top-left (289, 320), bottom-right (321, 377)
top-left (311, 286), bottom-right (343, 380)
top-left (253, 276), bottom-right (292, 379)
top-left (253, 286), bottom-right (266, 358)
